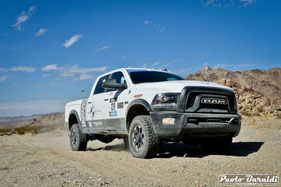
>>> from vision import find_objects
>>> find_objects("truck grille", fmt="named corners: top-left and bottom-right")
top-left (185, 91), bottom-right (236, 114)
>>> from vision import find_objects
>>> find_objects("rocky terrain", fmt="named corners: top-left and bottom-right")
top-left (0, 114), bottom-right (43, 127)
top-left (0, 117), bottom-right (280, 186)
top-left (0, 113), bottom-right (64, 136)
top-left (0, 113), bottom-right (63, 129)
top-left (186, 66), bottom-right (281, 116)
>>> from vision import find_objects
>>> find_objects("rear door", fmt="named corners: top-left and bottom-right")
top-left (86, 74), bottom-right (110, 133)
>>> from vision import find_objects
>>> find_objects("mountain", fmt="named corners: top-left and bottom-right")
top-left (0, 112), bottom-right (64, 129)
top-left (0, 114), bottom-right (43, 126)
top-left (186, 66), bottom-right (281, 116)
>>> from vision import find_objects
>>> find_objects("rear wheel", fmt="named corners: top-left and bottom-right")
top-left (129, 115), bottom-right (159, 158)
top-left (70, 124), bottom-right (88, 151)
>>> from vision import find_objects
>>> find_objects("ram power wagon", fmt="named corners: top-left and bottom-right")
top-left (65, 68), bottom-right (241, 158)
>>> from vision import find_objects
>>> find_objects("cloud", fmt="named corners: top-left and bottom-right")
top-left (152, 62), bottom-right (160, 66)
top-left (201, 0), bottom-right (255, 7)
top-left (95, 45), bottom-right (110, 52)
top-left (200, 52), bottom-right (209, 57)
top-left (144, 20), bottom-right (167, 32)
top-left (42, 74), bottom-right (50, 78)
top-left (214, 63), bottom-right (256, 69)
top-left (12, 5), bottom-right (37, 31)
top-left (203, 0), bottom-right (217, 7)
top-left (0, 99), bottom-right (68, 116)
top-left (144, 20), bottom-right (152, 24)
top-left (240, 0), bottom-right (255, 7)
top-left (0, 66), bottom-right (36, 73)
top-left (11, 66), bottom-right (36, 72)
top-left (0, 76), bottom-right (7, 82)
top-left (63, 34), bottom-right (83, 48)
top-left (41, 64), bottom-right (61, 71)
top-left (214, 64), bottom-right (229, 69)
top-left (61, 65), bottom-right (107, 74)
top-left (160, 26), bottom-right (167, 32)
top-left (74, 74), bottom-right (93, 81)
top-left (234, 63), bottom-right (256, 68)
top-left (42, 64), bottom-right (107, 80)
top-left (34, 28), bottom-right (47, 37)
top-left (32, 51), bottom-right (45, 56)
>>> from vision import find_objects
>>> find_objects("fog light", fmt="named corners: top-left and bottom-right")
top-left (162, 118), bottom-right (175, 125)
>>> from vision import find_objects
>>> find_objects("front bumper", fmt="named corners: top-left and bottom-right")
top-left (150, 111), bottom-right (241, 139)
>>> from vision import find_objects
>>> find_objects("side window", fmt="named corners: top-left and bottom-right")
top-left (107, 71), bottom-right (127, 92)
top-left (94, 75), bottom-right (110, 95)
top-left (112, 71), bottom-right (126, 84)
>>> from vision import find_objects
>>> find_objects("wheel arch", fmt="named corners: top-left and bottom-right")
top-left (68, 110), bottom-right (82, 131)
top-left (125, 99), bottom-right (151, 132)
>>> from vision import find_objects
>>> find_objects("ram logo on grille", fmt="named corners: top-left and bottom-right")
top-left (201, 98), bottom-right (227, 105)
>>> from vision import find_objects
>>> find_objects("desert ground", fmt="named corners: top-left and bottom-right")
top-left (0, 117), bottom-right (280, 187)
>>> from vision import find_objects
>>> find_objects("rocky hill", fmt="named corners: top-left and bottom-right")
top-left (0, 114), bottom-right (43, 126)
top-left (0, 112), bottom-right (64, 129)
top-left (186, 66), bottom-right (281, 116)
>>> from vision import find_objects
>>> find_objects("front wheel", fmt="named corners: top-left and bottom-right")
top-left (70, 124), bottom-right (88, 151)
top-left (128, 115), bottom-right (159, 158)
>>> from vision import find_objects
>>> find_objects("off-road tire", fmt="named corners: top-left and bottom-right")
top-left (200, 137), bottom-right (232, 154)
top-left (129, 115), bottom-right (159, 158)
top-left (70, 124), bottom-right (88, 151)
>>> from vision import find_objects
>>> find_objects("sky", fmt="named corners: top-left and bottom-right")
top-left (0, 0), bottom-right (280, 116)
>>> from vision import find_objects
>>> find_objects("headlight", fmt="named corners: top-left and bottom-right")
top-left (152, 93), bottom-right (180, 107)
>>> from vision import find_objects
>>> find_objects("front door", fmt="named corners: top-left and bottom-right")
top-left (104, 71), bottom-right (128, 133)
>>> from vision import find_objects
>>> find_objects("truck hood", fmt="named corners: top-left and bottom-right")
top-left (134, 80), bottom-right (232, 93)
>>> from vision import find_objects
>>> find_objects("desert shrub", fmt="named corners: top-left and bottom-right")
top-left (15, 126), bottom-right (43, 135)
top-left (253, 112), bottom-right (261, 116)
top-left (0, 129), bottom-right (11, 134)
top-left (256, 106), bottom-right (264, 113)
top-left (240, 110), bottom-right (251, 116)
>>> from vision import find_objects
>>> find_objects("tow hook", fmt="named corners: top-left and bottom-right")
top-left (228, 118), bottom-right (236, 124)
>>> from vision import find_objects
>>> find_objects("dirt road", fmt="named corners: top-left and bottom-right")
top-left (0, 118), bottom-right (280, 186)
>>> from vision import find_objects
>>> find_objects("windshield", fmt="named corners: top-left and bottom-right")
top-left (127, 70), bottom-right (184, 84)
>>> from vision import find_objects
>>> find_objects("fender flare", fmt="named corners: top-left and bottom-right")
top-left (68, 110), bottom-right (83, 131)
top-left (126, 99), bottom-right (152, 115)
top-left (125, 99), bottom-right (152, 131)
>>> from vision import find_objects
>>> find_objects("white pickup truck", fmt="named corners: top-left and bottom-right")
top-left (65, 68), bottom-right (241, 158)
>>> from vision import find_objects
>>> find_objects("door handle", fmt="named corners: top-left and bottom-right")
top-left (104, 99), bottom-right (109, 101)
top-left (88, 102), bottom-right (92, 104)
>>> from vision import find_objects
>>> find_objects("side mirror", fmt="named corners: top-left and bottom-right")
top-left (102, 79), bottom-right (127, 89)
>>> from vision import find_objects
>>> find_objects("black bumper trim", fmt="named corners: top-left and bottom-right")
top-left (150, 111), bottom-right (241, 139)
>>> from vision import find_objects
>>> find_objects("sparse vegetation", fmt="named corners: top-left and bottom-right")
top-left (276, 112), bottom-right (281, 119)
top-left (0, 125), bottom-right (59, 136)
top-left (15, 126), bottom-right (42, 135)
top-left (240, 110), bottom-right (251, 116)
